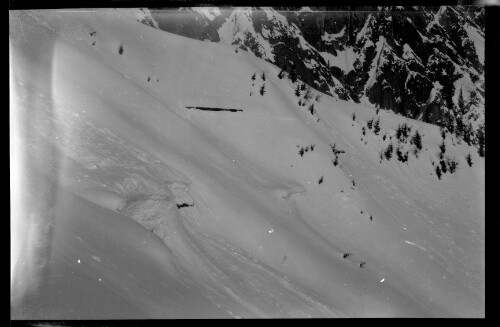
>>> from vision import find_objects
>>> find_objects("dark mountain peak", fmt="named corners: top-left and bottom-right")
top-left (148, 6), bottom-right (484, 142)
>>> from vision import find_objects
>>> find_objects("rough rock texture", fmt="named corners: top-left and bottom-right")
top-left (148, 6), bottom-right (484, 133)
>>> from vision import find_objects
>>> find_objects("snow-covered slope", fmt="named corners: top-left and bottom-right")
top-left (10, 9), bottom-right (484, 318)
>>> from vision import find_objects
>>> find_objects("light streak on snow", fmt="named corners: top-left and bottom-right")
top-left (405, 240), bottom-right (427, 252)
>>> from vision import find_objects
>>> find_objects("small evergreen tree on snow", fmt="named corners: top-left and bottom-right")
top-left (260, 84), bottom-right (266, 96)
top-left (310, 144), bottom-right (315, 151)
top-left (396, 147), bottom-right (406, 162)
top-left (466, 153), bottom-right (473, 167)
top-left (330, 143), bottom-right (345, 155)
top-left (299, 147), bottom-right (305, 157)
top-left (352, 113), bottom-right (356, 121)
top-left (318, 176), bottom-right (324, 184)
top-left (251, 73), bottom-right (256, 81)
top-left (463, 123), bottom-right (474, 145)
top-left (315, 95), bottom-right (321, 103)
top-left (373, 118), bottom-right (380, 135)
top-left (440, 127), bottom-right (447, 140)
top-left (332, 158), bottom-right (339, 166)
top-left (439, 140), bottom-right (446, 157)
top-left (118, 44), bottom-right (124, 55)
top-left (440, 159), bottom-right (447, 173)
top-left (295, 84), bottom-right (301, 97)
top-left (308, 104), bottom-right (315, 115)
top-left (458, 88), bottom-right (465, 114)
top-left (367, 118), bottom-right (374, 130)
top-left (435, 165), bottom-right (442, 179)
top-left (278, 69), bottom-right (285, 79)
top-left (384, 142), bottom-right (394, 160)
top-left (447, 158), bottom-right (458, 173)
top-left (304, 87), bottom-right (313, 101)
top-left (362, 127), bottom-right (366, 136)
top-left (411, 130), bottom-right (423, 151)
top-left (261, 72), bottom-right (266, 81)
top-left (455, 116), bottom-right (465, 138)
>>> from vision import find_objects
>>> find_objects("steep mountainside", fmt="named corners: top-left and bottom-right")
top-left (150, 6), bottom-right (484, 147)
top-left (10, 9), bottom-right (484, 318)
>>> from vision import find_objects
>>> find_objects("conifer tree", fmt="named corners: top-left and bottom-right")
top-left (440, 159), bottom-right (447, 173)
top-left (396, 147), bottom-right (405, 162)
top-left (411, 130), bottom-right (422, 152)
top-left (466, 153), bottom-right (473, 167)
top-left (295, 84), bottom-right (301, 97)
top-left (308, 104), bottom-right (315, 115)
top-left (435, 165), bottom-right (442, 179)
top-left (458, 88), bottom-right (465, 114)
top-left (304, 87), bottom-right (312, 101)
top-left (447, 158), bottom-right (458, 173)
top-left (373, 118), bottom-right (380, 135)
top-left (384, 142), bottom-right (394, 160)
top-left (439, 140), bottom-right (446, 157)
top-left (260, 84), bottom-right (266, 96)
top-left (367, 118), bottom-right (373, 130)
top-left (251, 73), bottom-right (256, 81)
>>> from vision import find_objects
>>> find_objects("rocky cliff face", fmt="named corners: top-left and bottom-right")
top-left (148, 6), bottom-right (484, 139)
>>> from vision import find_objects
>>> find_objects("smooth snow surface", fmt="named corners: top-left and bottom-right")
top-left (10, 9), bottom-right (484, 318)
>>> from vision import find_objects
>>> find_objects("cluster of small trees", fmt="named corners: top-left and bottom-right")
top-left (396, 146), bottom-right (409, 163)
top-left (251, 72), bottom-right (267, 96)
top-left (293, 82), bottom-right (320, 118)
top-left (440, 89), bottom-right (483, 157)
top-left (395, 122), bottom-right (412, 143)
top-left (297, 144), bottom-right (316, 157)
top-left (366, 117), bottom-right (381, 135)
top-left (330, 143), bottom-right (345, 166)
top-left (433, 136), bottom-right (459, 179)
top-left (381, 142), bottom-right (394, 161)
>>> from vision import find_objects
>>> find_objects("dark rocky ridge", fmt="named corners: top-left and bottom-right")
top-left (147, 6), bottom-right (484, 141)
